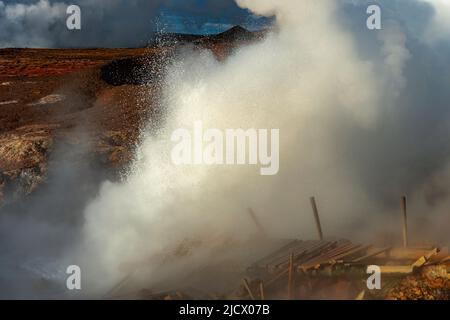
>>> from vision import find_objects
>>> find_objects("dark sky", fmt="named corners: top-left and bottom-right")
top-left (0, 0), bottom-right (269, 48)
top-left (0, 0), bottom-right (447, 48)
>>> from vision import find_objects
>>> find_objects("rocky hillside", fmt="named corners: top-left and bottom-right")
top-left (0, 26), bottom-right (265, 206)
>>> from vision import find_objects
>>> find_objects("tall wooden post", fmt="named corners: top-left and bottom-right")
top-left (401, 196), bottom-right (408, 247)
top-left (259, 282), bottom-right (265, 300)
top-left (242, 278), bottom-right (255, 300)
top-left (310, 197), bottom-right (324, 241)
top-left (287, 253), bottom-right (294, 299)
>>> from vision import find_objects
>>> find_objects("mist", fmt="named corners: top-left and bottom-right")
top-left (65, 0), bottom-right (450, 296)
top-left (1, 0), bottom-right (450, 298)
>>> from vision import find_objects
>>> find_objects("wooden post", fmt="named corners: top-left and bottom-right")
top-left (287, 252), bottom-right (294, 299)
top-left (259, 281), bottom-right (265, 300)
top-left (401, 196), bottom-right (408, 247)
top-left (242, 278), bottom-right (255, 300)
top-left (248, 208), bottom-right (267, 237)
top-left (310, 197), bottom-right (324, 241)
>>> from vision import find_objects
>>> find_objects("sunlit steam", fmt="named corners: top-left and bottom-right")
top-left (75, 0), bottom-right (450, 295)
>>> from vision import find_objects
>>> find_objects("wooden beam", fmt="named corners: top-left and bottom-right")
top-left (329, 244), bottom-right (372, 263)
top-left (351, 246), bottom-right (392, 263)
top-left (259, 282), bottom-right (265, 300)
top-left (379, 265), bottom-right (413, 274)
top-left (242, 278), bottom-right (255, 300)
top-left (310, 197), bottom-right (324, 240)
top-left (301, 242), bottom-right (356, 270)
top-left (412, 248), bottom-right (439, 269)
top-left (265, 268), bottom-right (289, 287)
top-left (426, 247), bottom-right (448, 264)
top-left (288, 253), bottom-right (294, 299)
top-left (425, 248), bottom-right (439, 260)
top-left (401, 196), bottom-right (408, 247)
top-left (252, 240), bottom-right (301, 268)
top-left (412, 256), bottom-right (427, 269)
top-left (355, 290), bottom-right (365, 300)
top-left (388, 247), bottom-right (435, 260)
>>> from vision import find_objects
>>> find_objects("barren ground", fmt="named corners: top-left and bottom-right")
top-left (0, 27), bottom-right (256, 204)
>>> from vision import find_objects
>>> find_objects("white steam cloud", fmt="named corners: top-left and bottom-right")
top-left (0, 0), bottom-right (164, 48)
top-left (422, 0), bottom-right (450, 42)
top-left (0, 0), bottom-right (66, 48)
top-left (62, 0), bottom-right (450, 295)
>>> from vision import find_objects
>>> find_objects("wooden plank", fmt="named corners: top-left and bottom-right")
top-left (300, 242), bottom-right (357, 270)
top-left (337, 245), bottom-right (373, 262)
top-left (387, 247), bottom-right (435, 260)
top-left (425, 248), bottom-right (439, 260)
top-left (325, 243), bottom-right (362, 261)
top-left (273, 249), bottom-right (308, 271)
top-left (252, 239), bottom-right (302, 267)
top-left (411, 256), bottom-right (427, 269)
top-left (275, 241), bottom-right (338, 271)
top-left (265, 269), bottom-right (289, 287)
top-left (259, 282), bottom-right (265, 300)
top-left (269, 240), bottom-right (317, 264)
top-left (412, 248), bottom-right (439, 269)
top-left (379, 265), bottom-right (413, 274)
top-left (351, 246), bottom-right (392, 263)
top-left (355, 290), bottom-right (365, 300)
top-left (242, 278), bottom-right (255, 300)
top-left (288, 253), bottom-right (294, 299)
top-left (427, 251), bottom-right (448, 265)
top-left (297, 243), bottom-right (343, 268)
top-left (270, 240), bottom-right (329, 269)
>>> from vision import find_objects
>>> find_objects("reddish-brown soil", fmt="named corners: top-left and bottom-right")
top-left (0, 27), bottom-right (262, 203)
top-left (0, 48), bottom-right (155, 78)
top-left (0, 50), bottom-right (158, 201)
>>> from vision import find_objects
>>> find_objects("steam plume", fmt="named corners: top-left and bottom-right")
top-left (73, 0), bottom-right (450, 295)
